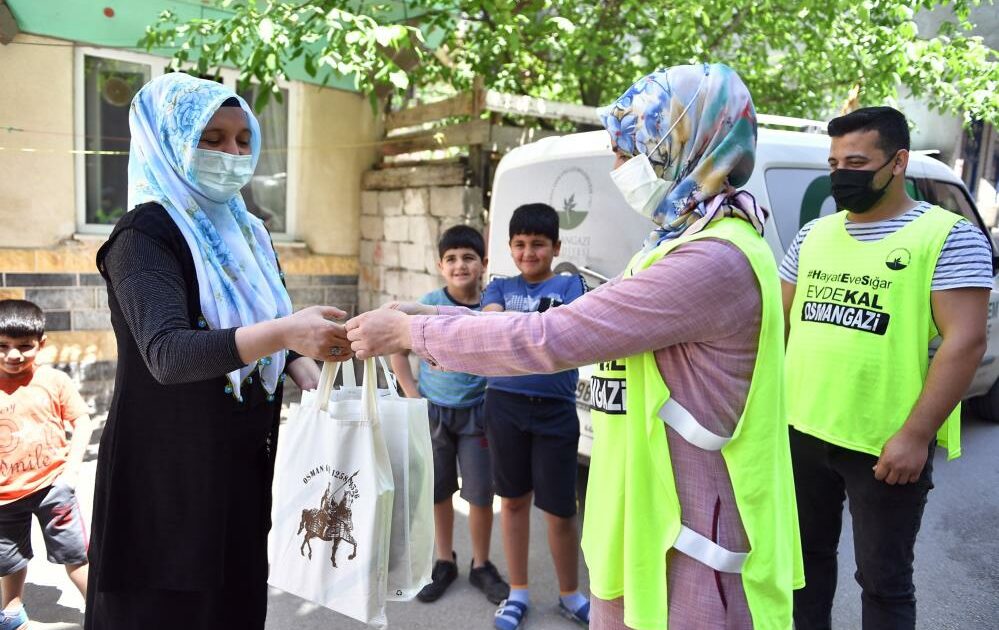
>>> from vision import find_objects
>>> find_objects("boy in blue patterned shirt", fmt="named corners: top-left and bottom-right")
top-left (482, 204), bottom-right (589, 630)
top-left (390, 225), bottom-right (510, 605)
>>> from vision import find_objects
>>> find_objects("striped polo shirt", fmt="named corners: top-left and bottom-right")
top-left (779, 202), bottom-right (994, 290)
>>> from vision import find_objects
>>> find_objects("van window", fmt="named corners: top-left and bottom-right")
top-left (766, 168), bottom-right (924, 252)
top-left (764, 168), bottom-right (834, 251)
top-left (919, 179), bottom-right (975, 221)
top-left (918, 178), bottom-right (999, 263)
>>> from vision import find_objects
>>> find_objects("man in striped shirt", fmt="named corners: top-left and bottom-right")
top-left (780, 106), bottom-right (992, 630)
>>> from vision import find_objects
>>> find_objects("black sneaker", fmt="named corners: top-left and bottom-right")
top-left (416, 553), bottom-right (458, 603)
top-left (469, 560), bottom-right (510, 604)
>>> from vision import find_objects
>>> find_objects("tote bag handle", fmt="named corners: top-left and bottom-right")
top-left (342, 357), bottom-right (395, 394)
top-left (361, 357), bottom-right (380, 421)
top-left (342, 357), bottom-right (359, 389)
top-left (376, 356), bottom-right (400, 399)
top-left (319, 357), bottom-right (400, 413)
top-left (317, 360), bottom-right (341, 412)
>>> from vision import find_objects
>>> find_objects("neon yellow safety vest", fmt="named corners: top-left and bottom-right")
top-left (582, 218), bottom-right (803, 630)
top-left (786, 205), bottom-right (963, 459)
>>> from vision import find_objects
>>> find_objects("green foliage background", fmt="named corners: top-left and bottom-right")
top-left (142, 0), bottom-right (999, 125)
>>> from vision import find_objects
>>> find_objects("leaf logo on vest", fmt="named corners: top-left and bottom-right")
top-left (297, 466), bottom-right (360, 569)
top-left (885, 248), bottom-right (911, 271)
top-left (591, 360), bottom-right (627, 415)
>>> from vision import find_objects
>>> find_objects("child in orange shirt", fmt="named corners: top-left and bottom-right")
top-left (0, 300), bottom-right (93, 629)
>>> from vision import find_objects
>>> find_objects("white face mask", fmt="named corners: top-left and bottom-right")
top-left (609, 154), bottom-right (671, 223)
top-left (192, 148), bottom-right (254, 202)
top-left (609, 69), bottom-right (707, 223)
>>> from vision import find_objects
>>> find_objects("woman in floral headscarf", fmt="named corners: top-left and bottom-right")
top-left (86, 73), bottom-right (350, 629)
top-left (344, 63), bottom-right (803, 630)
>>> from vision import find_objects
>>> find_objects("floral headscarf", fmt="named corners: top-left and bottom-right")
top-left (127, 72), bottom-right (292, 400)
top-left (600, 63), bottom-right (767, 250)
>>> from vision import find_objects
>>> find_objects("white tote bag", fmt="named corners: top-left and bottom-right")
top-left (376, 359), bottom-right (435, 601)
top-left (326, 358), bottom-right (436, 601)
top-left (269, 359), bottom-right (395, 628)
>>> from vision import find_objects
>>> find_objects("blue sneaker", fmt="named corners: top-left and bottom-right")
top-left (494, 598), bottom-right (528, 630)
top-left (0, 606), bottom-right (27, 630)
top-left (558, 598), bottom-right (590, 626)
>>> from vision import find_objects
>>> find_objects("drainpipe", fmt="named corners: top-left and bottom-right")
top-left (0, 1), bottom-right (19, 45)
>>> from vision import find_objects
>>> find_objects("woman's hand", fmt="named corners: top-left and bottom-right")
top-left (383, 301), bottom-right (436, 316)
top-left (281, 306), bottom-right (353, 362)
top-left (345, 309), bottom-right (412, 360)
top-left (286, 356), bottom-right (321, 390)
top-left (235, 305), bottom-right (352, 366)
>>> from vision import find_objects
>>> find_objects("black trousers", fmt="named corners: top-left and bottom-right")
top-left (789, 427), bottom-right (935, 630)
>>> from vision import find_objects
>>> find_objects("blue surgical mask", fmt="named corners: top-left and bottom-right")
top-left (192, 148), bottom-right (254, 202)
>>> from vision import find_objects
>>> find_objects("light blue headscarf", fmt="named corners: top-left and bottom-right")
top-left (127, 72), bottom-right (292, 400)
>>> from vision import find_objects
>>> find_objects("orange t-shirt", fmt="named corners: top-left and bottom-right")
top-left (0, 366), bottom-right (90, 504)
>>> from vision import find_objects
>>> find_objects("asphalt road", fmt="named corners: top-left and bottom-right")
top-left (18, 413), bottom-right (999, 629)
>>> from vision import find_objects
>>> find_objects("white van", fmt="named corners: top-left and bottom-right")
top-left (486, 124), bottom-right (999, 471)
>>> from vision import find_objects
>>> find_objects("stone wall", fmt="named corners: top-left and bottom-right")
top-left (358, 163), bottom-right (485, 311)
top-left (0, 242), bottom-right (357, 413)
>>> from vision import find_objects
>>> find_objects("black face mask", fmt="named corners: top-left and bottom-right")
top-left (830, 152), bottom-right (899, 214)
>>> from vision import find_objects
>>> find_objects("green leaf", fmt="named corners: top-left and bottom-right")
top-left (374, 25), bottom-right (404, 48)
top-left (550, 16), bottom-right (576, 33)
top-left (389, 70), bottom-right (409, 89)
top-left (259, 17), bottom-right (274, 43)
top-left (254, 88), bottom-right (270, 112)
top-left (139, 0), bottom-right (999, 126)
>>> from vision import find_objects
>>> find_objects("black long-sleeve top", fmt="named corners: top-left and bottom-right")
top-left (89, 203), bottom-right (285, 594)
top-left (101, 220), bottom-right (245, 384)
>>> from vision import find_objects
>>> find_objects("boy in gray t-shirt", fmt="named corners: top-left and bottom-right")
top-left (390, 226), bottom-right (509, 605)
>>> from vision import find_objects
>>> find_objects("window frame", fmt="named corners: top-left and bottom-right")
top-left (916, 177), bottom-right (999, 274)
top-left (73, 47), bottom-right (299, 239)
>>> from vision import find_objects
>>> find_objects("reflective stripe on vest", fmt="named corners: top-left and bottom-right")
top-left (658, 399), bottom-right (745, 572)
top-left (674, 526), bottom-right (748, 574)
top-left (658, 398), bottom-right (732, 451)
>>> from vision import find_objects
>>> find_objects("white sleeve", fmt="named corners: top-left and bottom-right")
top-left (777, 221), bottom-right (818, 284)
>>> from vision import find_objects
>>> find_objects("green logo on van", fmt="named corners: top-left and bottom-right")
top-left (550, 167), bottom-right (592, 231)
top-left (558, 194), bottom-right (588, 230)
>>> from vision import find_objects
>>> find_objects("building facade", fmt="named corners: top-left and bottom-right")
top-left (0, 1), bottom-right (381, 410)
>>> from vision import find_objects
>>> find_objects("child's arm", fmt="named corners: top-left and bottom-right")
top-left (389, 351), bottom-right (420, 398)
top-left (286, 356), bottom-right (321, 391)
top-left (481, 277), bottom-right (505, 312)
top-left (60, 414), bottom-right (94, 489)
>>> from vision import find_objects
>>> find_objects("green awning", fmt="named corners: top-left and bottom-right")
top-left (5, 0), bottom-right (428, 92)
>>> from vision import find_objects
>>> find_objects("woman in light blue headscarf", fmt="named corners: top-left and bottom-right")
top-left (86, 72), bottom-right (350, 629)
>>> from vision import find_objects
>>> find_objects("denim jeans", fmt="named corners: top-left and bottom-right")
top-left (789, 427), bottom-right (935, 630)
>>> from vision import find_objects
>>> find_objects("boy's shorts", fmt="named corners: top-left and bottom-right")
top-left (484, 389), bottom-right (580, 518)
top-left (429, 400), bottom-right (494, 507)
top-left (0, 482), bottom-right (89, 576)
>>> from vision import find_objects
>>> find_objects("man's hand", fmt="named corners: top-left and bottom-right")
top-left (345, 308), bottom-right (412, 360)
top-left (873, 428), bottom-right (931, 485)
top-left (874, 287), bottom-right (987, 483)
